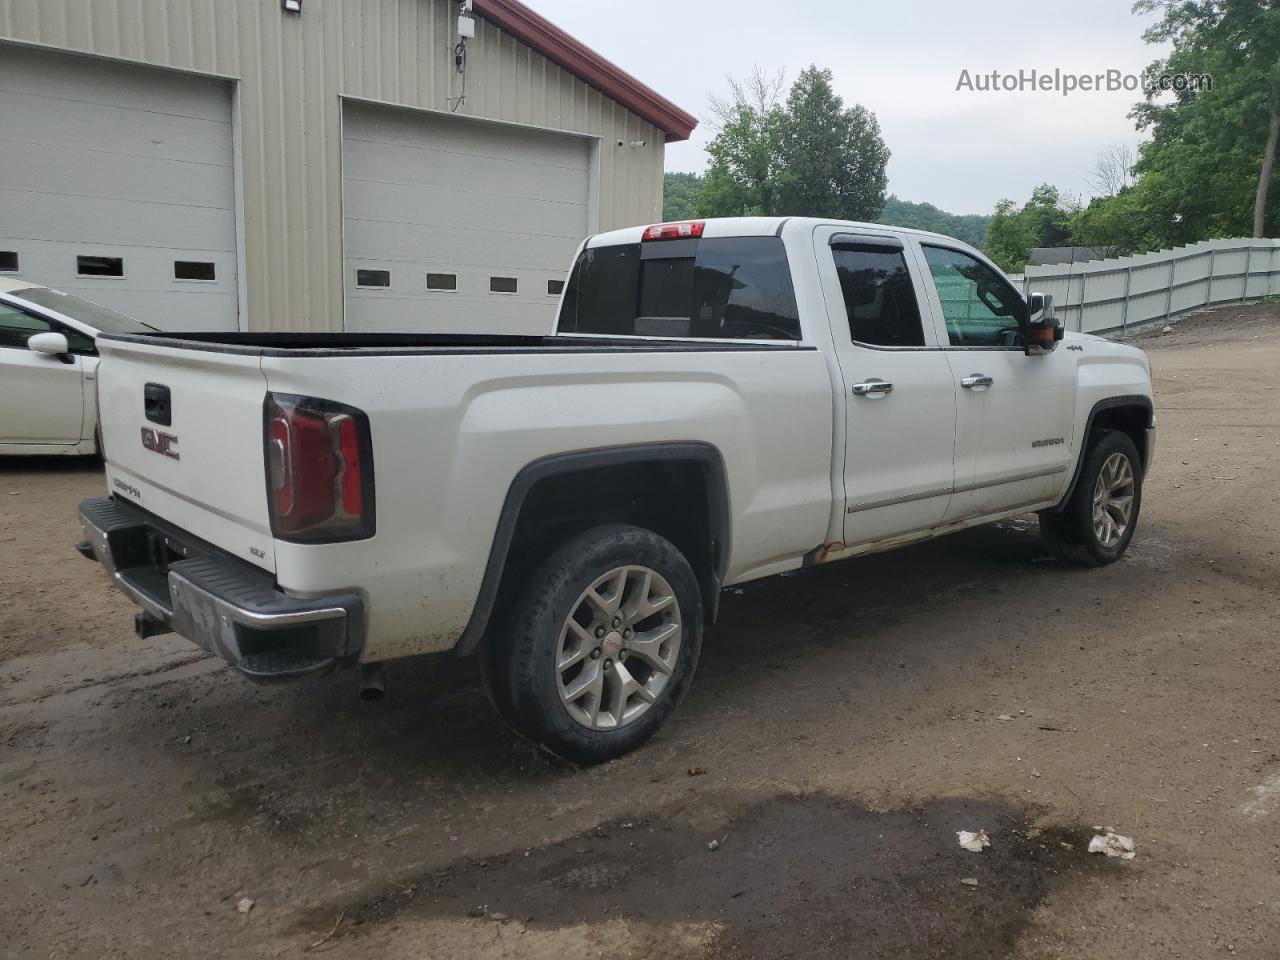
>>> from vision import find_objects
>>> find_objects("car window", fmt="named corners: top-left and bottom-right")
top-left (558, 245), bottom-right (640, 337)
top-left (833, 244), bottom-right (925, 347)
top-left (560, 237), bottom-right (801, 341)
top-left (8, 286), bottom-right (155, 335)
top-left (921, 245), bottom-right (1026, 347)
top-left (0, 304), bottom-right (52, 350)
top-left (61, 327), bottom-right (97, 356)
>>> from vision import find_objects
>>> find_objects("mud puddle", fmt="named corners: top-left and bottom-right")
top-left (328, 794), bottom-right (1121, 959)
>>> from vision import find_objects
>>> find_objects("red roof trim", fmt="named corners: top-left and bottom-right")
top-left (472, 0), bottom-right (698, 143)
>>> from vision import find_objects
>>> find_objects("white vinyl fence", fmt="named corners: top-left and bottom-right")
top-left (1015, 238), bottom-right (1280, 335)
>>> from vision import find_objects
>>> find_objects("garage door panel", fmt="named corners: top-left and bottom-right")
top-left (343, 178), bottom-right (586, 238)
top-left (0, 46), bottom-right (238, 330)
top-left (0, 140), bottom-right (234, 211)
top-left (0, 44), bottom-right (231, 122)
top-left (14, 240), bottom-right (237, 289)
top-left (345, 220), bottom-right (577, 273)
top-left (343, 139), bottom-right (587, 205)
top-left (344, 293), bottom-right (561, 335)
top-left (3, 90), bottom-right (234, 166)
top-left (346, 107), bottom-right (589, 171)
top-left (346, 256), bottom-right (567, 303)
top-left (3, 190), bottom-right (236, 250)
top-left (343, 105), bottom-right (591, 333)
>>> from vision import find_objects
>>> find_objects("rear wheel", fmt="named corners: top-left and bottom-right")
top-left (1040, 430), bottom-right (1142, 566)
top-left (487, 524), bottom-right (702, 764)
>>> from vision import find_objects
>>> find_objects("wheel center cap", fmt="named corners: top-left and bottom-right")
top-left (603, 631), bottom-right (625, 657)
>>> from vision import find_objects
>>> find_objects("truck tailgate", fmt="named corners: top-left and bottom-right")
top-left (96, 338), bottom-right (276, 573)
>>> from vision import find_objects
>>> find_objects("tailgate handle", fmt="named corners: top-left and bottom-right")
top-left (144, 383), bottom-right (172, 426)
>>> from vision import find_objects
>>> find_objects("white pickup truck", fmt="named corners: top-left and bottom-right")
top-left (77, 217), bottom-right (1154, 762)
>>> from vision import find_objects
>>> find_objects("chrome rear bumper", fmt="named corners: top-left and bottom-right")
top-left (78, 496), bottom-right (363, 683)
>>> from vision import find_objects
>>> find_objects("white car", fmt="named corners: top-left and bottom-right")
top-left (78, 217), bottom-right (1154, 763)
top-left (0, 278), bottom-right (157, 456)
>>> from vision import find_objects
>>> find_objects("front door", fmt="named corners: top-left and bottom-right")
top-left (0, 303), bottom-right (84, 444)
top-left (814, 228), bottom-right (957, 546)
top-left (915, 243), bottom-right (1075, 520)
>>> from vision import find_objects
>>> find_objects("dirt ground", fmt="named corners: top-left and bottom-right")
top-left (2, 303), bottom-right (1279, 959)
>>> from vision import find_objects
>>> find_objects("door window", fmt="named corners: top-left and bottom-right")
top-left (0, 305), bottom-right (94, 355)
top-left (0, 305), bottom-right (52, 350)
top-left (832, 244), bottom-right (925, 347)
top-left (921, 246), bottom-right (1026, 347)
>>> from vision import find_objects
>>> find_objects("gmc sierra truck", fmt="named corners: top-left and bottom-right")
top-left (77, 217), bottom-right (1154, 763)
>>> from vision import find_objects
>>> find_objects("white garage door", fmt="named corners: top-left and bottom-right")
top-left (0, 45), bottom-right (238, 331)
top-left (342, 103), bottom-right (592, 334)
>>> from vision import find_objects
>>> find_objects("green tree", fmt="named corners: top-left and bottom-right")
top-left (985, 199), bottom-right (1037, 272)
top-left (774, 67), bottom-right (890, 220)
top-left (1131, 0), bottom-right (1280, 238)
top-left (983, 185), bottom-right (1078, 272)
top-left (662, 172), bottom-right (704, 221)
top-left (1068, 186), bottom-right (1164, 257)
top-left (698, 66), bottom-right (889, 221)
top-left (878, 196), bottom-right (991, 248)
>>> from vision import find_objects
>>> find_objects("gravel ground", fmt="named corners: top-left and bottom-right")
top-left (2, 304), bottom-right (1279, 959)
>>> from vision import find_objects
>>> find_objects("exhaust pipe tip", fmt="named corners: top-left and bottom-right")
top-left (359, 663), bottom-right (385, 702)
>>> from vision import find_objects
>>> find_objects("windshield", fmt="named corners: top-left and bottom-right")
top-left (9, 287), bottom-right (157, 334)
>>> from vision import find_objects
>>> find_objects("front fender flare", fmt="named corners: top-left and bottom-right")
top-left (1052, 394), bottom-right (1153, 511)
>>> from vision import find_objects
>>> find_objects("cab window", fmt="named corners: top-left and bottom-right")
top-left (921, 245), bottom-right (1026, 347)
top-left (832, 243), bottom-right (925, 347)
top-left (560, 237), bottom-right (801, 341)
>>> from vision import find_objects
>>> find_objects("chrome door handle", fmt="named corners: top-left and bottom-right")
top-left (960, 374), bottom-right (994, 389)
top-left (852, 379), bottom-right (894, 397)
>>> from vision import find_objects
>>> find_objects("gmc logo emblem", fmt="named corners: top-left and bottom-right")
top-left (140, 427), bottom-right (180, 461)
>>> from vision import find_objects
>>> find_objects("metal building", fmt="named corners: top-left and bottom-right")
top-left (0, 0), bottom-right (695, 333)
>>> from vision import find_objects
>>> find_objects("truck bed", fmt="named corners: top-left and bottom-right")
top-left (93, 330), bottom-right (836, 661)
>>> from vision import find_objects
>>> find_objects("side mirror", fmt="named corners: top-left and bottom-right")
top-left (1023, 292), bottom-right (1064, 356)
top-left (28, 332), bottom-right (70, 358)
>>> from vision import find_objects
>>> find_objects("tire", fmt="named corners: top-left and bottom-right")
top-left (487, 523), bottom-right (703, 764)
top-left (1040, 430), bottom-right (1143, 567)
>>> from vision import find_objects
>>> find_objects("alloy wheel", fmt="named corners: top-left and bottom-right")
top-left (1092, 451), bottom-right (1136, 548)
top-left (555, 565), bottom-right (682, 731)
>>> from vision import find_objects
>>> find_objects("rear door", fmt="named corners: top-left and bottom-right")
top-left (96, 338), bottom-right (276, 571)
top-left (813, 227), bottom-right (957, 545)
top-left (0, 301), bottom-right (84, 444)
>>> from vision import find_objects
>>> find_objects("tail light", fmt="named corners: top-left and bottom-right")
top-left (642, 221), bottom-right (705, 242)
top-left (263, 394), bottom-right (375, 542)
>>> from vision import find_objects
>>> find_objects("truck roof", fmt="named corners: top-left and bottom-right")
top-left (586, 217), bottom-right (978, 252)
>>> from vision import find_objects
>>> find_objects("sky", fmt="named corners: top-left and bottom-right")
top-left (528, 0), bottom-right (1169, 215)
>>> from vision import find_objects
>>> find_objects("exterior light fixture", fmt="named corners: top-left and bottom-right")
top-left (282, 0), bottom-right (301, 13)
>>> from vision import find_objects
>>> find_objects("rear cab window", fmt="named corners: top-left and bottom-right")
top-left (559, 235), bottom-right (802, 341)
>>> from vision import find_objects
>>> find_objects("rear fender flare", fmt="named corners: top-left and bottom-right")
top-left (454, 442), bottom-right (731, 656)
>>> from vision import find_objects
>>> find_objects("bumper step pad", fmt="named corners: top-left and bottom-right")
top-left (238, 650), bottom-right (337, 684)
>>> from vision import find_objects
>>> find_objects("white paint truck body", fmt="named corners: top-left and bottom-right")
top-left (78, 217), bottom-right (1154, 761)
